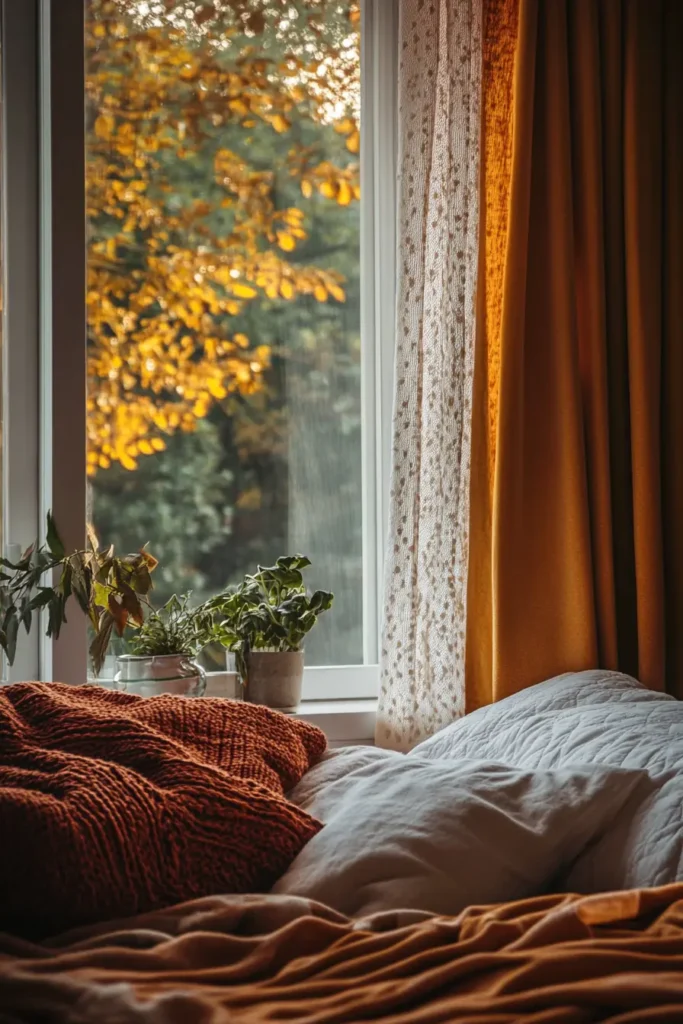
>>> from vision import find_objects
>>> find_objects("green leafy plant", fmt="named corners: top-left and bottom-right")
top-left (210, 555), bottom-right (333, 680)
top-left (129, 593), bottom-right (216, 658)
top-left (0, 512), bottom-right (158, 674)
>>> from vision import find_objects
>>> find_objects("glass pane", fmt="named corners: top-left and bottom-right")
top-left (85, 1), bottom-right (362, 666)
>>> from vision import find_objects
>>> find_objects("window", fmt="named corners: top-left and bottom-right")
top-left (7, 0), bottom-right (396, 699)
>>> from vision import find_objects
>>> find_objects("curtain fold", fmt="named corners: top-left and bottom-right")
top-left (377, 0), bottom-right (482, 750)
top-left (467, 0), bottom-right (683, 708)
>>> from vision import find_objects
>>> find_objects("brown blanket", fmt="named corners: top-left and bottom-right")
top-left (2, 885), bottom-right (683, 1022)
top-left (0, 683), bottom-right (325, 938)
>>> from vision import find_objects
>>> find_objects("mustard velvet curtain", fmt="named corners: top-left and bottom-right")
top-left (467, 0), bottom-right (683, 709)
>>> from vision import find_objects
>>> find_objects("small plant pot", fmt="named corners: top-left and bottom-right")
top-left (244, 650), bottom-right (304, 712)
top-left (114, 653), bottom-right (207, 698)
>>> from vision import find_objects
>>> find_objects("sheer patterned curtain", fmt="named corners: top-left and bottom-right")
top-left (377, 0), bottom-right (483, 751)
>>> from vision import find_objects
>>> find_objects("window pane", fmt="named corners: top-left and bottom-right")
top-left (85, 0), bottom-right (362, 666)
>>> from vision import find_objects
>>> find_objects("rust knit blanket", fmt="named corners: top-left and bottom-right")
top-left (0, 682), bottom-right (326, 939)
top-left (2, 885), bottom-right (683, 1022)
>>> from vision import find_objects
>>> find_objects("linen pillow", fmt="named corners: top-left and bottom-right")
top-left (0, 682), bottom-right (326, 938)
top-left (274, 756), bottom-right (648, 917)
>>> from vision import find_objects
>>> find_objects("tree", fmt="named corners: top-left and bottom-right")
top-left (87, 1), bottom-right (364, 664)
top-left (86, 0), bottom-right (360, 474)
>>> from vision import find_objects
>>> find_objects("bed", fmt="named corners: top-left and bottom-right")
top-left (275, 670), bottom-right (683, 909)
top-left (1, 672), bottom-right (683, 1022)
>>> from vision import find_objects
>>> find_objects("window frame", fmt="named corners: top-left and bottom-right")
top-left (2, 0), bottom-right (42, 682)
top-left (34, 0), bottom-right (397, 700)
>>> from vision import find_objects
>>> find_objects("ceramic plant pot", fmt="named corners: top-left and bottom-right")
top-left (244, 650), bottom-right (304, 712)
top-left (114, 653), bottom-right (207, 697)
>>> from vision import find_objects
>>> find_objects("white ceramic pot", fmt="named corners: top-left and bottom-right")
top-left (244, 650), bottom-right (304, 712)
top-left (114, 653), bottom-right (207, 697)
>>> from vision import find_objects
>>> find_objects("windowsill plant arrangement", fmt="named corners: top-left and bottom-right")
top-left (207, 556), bottom-right (333, 711)
top-left (0, 515), bottom-right (332, 711)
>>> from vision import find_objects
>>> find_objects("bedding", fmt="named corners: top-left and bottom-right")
top-left (412, 670), bottom-right (683, 893)
top-left (3, 885), bottom-right (683, 1022)
top-left (0, 682), bottom-right (325, 938)
top-left (275, 755), bottom-right (649, 916)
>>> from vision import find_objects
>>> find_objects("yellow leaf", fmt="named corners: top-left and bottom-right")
top-left (337, 180), bottom-right (352, 206)
top-left (120, 452), bottom-right (137, 471)
top-left (328, 282), bottom-right (346, 302)
top-left (320, 181), bottom-right (336, 199)
top-left (346, 130), bottom-right (360, 154)
top-left (232, 284), bottom-right (259, 299)
top-left (95, 114), bottom-right (115, 138)
top-left (229, 98), bottom-right (250, 117)
top-left (271, 114), bottom-right (290, 133)
top-left (280, 279), bottom-right (294, 299)
top-left (314, 284), bottom-right (328, 302)
top-left (151, 437), bottom-right (166, 452)
top-left (138, 439), bottom-right (154, 455)
top-left (334, 117), bottom-right (356, 136)
top-left (301, 179), bottom-right (313, 198)
top-left (232, 282), bottom-right (257, 299)
top-left (277, 231), bottom-right (296, 252)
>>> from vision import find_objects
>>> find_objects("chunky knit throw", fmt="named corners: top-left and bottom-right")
top-left (0, 682), bottom-right (326, 938)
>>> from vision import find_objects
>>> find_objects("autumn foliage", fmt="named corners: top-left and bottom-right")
top-left (86, 0), bottom-right (360, 474)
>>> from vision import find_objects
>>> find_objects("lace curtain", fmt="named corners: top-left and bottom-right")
top-left (376, 0), bottom-right (482, 751)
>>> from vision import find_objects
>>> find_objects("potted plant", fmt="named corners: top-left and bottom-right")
top-left (114, 593), bottom-right (216, 696)
top-left (0, 513), bottom-right (158, 675)
top-left (211, 555), bottom-right (333, 711)
top-left (0, 518), bottom-right (333, 710)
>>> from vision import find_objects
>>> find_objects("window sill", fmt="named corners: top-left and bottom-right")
top-left (204, 673), bottom-right (377, 744)
top-left (203, 673), bottom-right (377, 743)
top-left (293, 699), bottom-right (377, 745)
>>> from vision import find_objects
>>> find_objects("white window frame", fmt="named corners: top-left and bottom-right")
top-left (7, 0), bottom-right (397, 701)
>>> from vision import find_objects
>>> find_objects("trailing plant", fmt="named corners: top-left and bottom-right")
top-left (209, 555), bottom-right (333, 681)
top-left (129, 593), bottom-right (216, 658)
top-left (0, 512), bottom-right (158, 674)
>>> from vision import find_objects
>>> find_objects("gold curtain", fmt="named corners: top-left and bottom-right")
top-left (467, 0), bottom-right (683, 709)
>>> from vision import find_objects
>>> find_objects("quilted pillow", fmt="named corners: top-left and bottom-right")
top-left (0, 683), bottom-right (325, 938)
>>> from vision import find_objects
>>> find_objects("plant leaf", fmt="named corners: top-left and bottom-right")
top-left (86, 521), bottom-right (100, 552)
top-left (89, 612), bottom-right (115, 675)
top-left (46, 511), bottom-right (66, 560)
top-left (29, 587), bottom-right (56, 611)
top-left (4, 610), bottom-right (19, 665)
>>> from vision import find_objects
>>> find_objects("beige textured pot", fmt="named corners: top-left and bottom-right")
top-left (244, 650), bottom-right (304, 712)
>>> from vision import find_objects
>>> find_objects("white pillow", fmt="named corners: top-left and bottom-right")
top-left (274, 757), bottom-right (648, 917)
